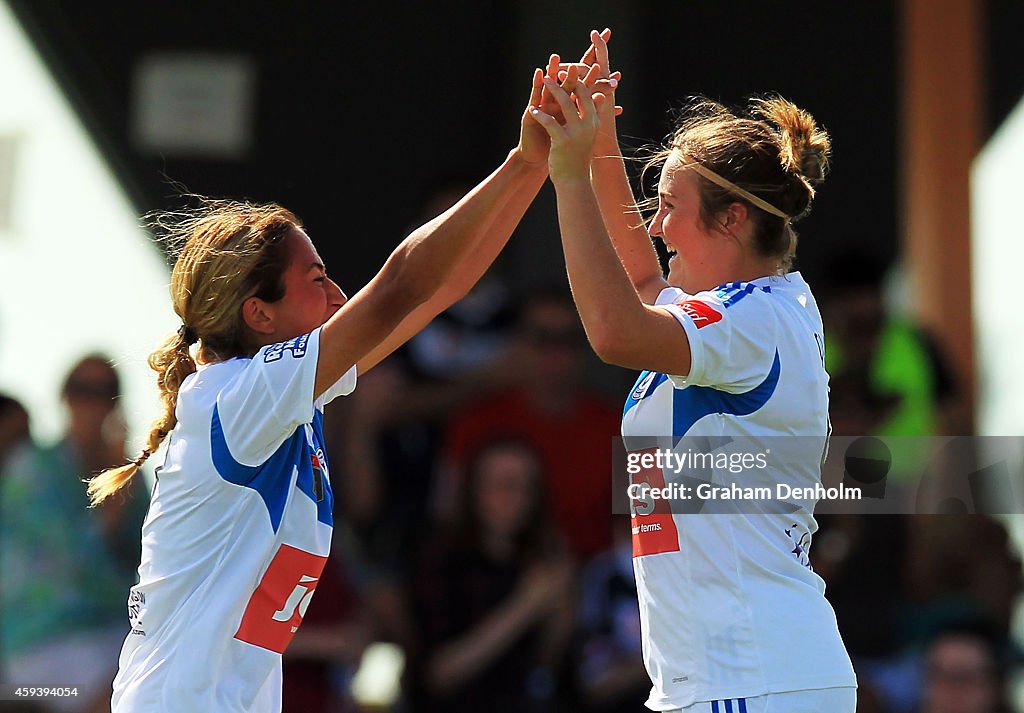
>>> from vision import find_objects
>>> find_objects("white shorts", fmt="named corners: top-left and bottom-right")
top-left (665, 687), bottom-right (857, 713)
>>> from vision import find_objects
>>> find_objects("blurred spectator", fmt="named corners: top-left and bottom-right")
top-left (814, 334), bottom-right (913, 709)
top-left (0, 355), bottom-right (149, 713)
top-left (915, 617), bottom-right (1014, 713)
top-left (326, 182), bottom-right (520, 653)
top-left (812, 513), bottom-right (916, 713)
top-left (818, 250), bottom-right (1020, 711)
top-left (436, 286), bottom-right (622, 563)
top-left (332, 274), bottom-right (517, 575)
top-left (402, 437), bottom-right (576, 713)
top-left (827, 366), bottom-right (902, 438)
top-left (0, 392), bottom-right (29, 471)
top-left (398, 176), bottom-right (518, 386)
top-left (811, 513), bottom-right (911, 659)
top-left (820, 249), bottom-right (958, 439)
top-left (816, 278), bottom-right (913, 694)
top-left (326, 284), bottom-right (521, 660)
top-left (403, 272), bottom-right (516, 381)
top-left (282, 549), bottom-right (374, 713)
top-left (819, 512), bottom-right (1023, 713)
top-left (902, 515), bottom-right (1022, 647)
top-left (571, 515), bottom-right (648, 713)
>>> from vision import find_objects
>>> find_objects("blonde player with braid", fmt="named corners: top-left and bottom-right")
top-left (84, 60), bottom-right (597, 712)
top-left (529, 30), bottom-right (857, 713)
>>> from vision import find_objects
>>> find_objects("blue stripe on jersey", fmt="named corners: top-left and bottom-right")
top-left (711, 702), bottom-right (720, 713)
top-left (739, 699), bottom-right (748, 713)
top-left (624, 370), bottom-right (669, 417)
top-left (300, 410), bottom-right (334, 526)
top-left (713, 281), bottom-right (743, 298)
top-left (724, 700), bottom-right (733, 713)
top-left (721, 284), bottom-right (755, 307)
top-left (714, 282), bottom-right (771, 308)
top-left (671, 350), bottom-right (781, 443)
top-left (714, 280), bottom-right (773, 293)
top-left (210, 404), bottom-right (334, 532)
top-left (210, 404), bottom-right (300, 532)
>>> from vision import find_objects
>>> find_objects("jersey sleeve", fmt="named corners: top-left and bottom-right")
top-left (654, 285), bottom-right (779, 391)
top-left (318, 359), bottom-right (358, 407)
top-left (215, 327), bottom-right (355, 466)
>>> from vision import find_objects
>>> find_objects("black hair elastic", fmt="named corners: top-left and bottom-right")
top-left (178, 324), bottom-right (199, 345)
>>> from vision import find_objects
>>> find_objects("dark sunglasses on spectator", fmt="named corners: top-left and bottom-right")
top-left (65, 380), bottom-right (119, 400)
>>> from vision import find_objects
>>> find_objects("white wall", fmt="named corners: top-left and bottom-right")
top-left (972, 94), bottom-right (1024, 711)
top-left (0, 0), bottom-right (177, 452)
top-left (972, 95), bottom-right (1024, 437)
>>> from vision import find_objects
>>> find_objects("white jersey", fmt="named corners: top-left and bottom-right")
top-left (622, 273), bottom-right (856, 711)
top-left (111, 327), bottom-right (357, 713)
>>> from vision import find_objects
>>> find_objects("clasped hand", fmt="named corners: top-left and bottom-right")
top-left (517, 28), bottom-right (622, 177)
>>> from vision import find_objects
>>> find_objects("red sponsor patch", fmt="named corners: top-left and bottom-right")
top-left (235, 543), bottom-right (328, 654)
top-left (676, 300), bottom-right (723, 329)
top-left (629, 447), bottom-right (681, 558)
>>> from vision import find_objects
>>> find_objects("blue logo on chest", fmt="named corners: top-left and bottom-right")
top-left (624, 371), bottom-right (668, 416)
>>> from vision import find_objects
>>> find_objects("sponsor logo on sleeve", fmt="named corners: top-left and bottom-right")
top-left (264, 333), bottom-right (310, 363)
top-left (675, 300), bottom-right (722, 329)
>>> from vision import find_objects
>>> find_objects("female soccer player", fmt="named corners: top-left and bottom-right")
top-left (529, 30), bottom-right (857, 713)
top-left (85, 65), bottom-right (572, 712)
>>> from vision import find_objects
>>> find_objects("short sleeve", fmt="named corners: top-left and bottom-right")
top-left (319, 361), bottom-right (358, 406)
top-left (655, 285), bottom-right (778, 391)
top-left (215, 327), bottom-right (353, 466)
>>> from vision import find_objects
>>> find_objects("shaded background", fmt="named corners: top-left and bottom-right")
top-left (3, 3), bottom-right (1024, 713)
top-left (8, 0), bottom-right (1019, 294)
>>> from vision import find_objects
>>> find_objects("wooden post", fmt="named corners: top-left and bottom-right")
top-left (900, 0), bottom-right (982, 434)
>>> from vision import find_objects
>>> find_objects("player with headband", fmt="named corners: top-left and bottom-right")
top-left (529, 29), bottom-right (857, 713)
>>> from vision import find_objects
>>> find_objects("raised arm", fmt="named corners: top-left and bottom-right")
top-left (530, 68), bottom-right (691, 376)
top-left (313, 71), bottom-right (552, 395)
top-left (570, 30), bottom-right (667, 304)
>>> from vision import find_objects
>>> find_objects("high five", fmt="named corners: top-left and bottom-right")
top-left (532, 29), bottom-right (856, 713)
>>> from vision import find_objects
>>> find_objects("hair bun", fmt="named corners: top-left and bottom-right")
top-left (796, 145), bottom-right (827, 183)
top-left (750, 95), bottom-right (831, 184)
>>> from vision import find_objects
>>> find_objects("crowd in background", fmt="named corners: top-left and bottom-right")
top-left (0, 357), bottom-right (148, 713)
top-left (1, 237), bottom-right (1021, 713)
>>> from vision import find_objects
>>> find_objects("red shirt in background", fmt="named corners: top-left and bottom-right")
top-left (441, 388), bottom-right (621, 561)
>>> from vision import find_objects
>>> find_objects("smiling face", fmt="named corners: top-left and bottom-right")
top-left (649, 154), bottom-right (740, 294)
top-left (247, 227), bottom-right (347, 347)
top-left (649, 153), bottom-right (781, 293)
